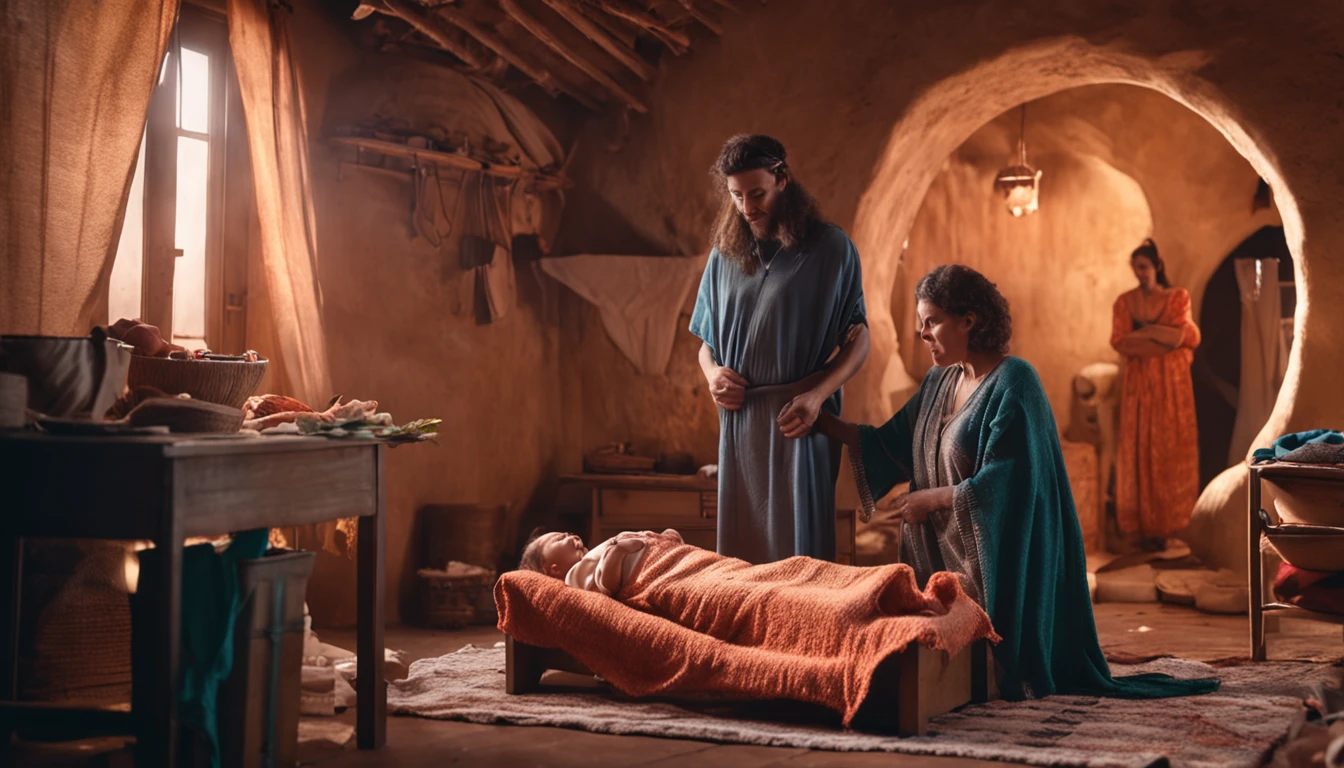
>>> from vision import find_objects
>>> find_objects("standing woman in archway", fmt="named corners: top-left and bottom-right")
top-left (1110, 238), bottom-right (1202, 550)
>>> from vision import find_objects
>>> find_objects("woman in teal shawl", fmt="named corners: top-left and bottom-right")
top-left (817, 265), bottom-right (1217, 700)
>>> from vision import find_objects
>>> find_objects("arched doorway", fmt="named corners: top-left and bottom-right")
top-left (842, 40), bottom-right (1307, 436)
top-left (841, 40), bottom-right (1312, 570)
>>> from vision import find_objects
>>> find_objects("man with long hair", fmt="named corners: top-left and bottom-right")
top-left (689, 134), bottom-right (870, 563)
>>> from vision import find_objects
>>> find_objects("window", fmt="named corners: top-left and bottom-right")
top-left (108, 5), bottom-right (249, 354)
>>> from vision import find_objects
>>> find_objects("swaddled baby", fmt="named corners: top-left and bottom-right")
top-left (519, 529), bottom-right (683, 596)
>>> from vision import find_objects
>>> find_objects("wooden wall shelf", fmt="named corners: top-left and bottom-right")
top-left (329, 136), bottom-right (572, 191)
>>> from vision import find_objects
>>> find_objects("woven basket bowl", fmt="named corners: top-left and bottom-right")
top-left (1266, 477), bottom-right (1344, 527)
top-left (1264, 527), bottom-right (1344, 572)
top-left (126, 398), bottom-right (245, 433)
top-left (126, 356), bottom-right (267, 409)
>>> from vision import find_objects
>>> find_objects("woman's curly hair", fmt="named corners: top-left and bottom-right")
top-left (914, 264), bottom-right (1012, 355)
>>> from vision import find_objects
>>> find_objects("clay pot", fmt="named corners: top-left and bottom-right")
top-left (0, 332), bottom-right (133, 419)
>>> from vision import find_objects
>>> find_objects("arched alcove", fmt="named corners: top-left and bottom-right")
top-left (844, 42), bottom-right (1314, 571)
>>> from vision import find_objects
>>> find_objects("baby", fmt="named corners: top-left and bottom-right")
top-left (519, 529), bottom-right (683, 596)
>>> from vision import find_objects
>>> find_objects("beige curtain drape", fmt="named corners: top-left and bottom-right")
top-left (538, 255), bottom-right (703, 376)
top-left (1, 0), bottom-right (178, 335)
top-left (227, 0), bottom-right (331, 406)
top-left (1228, 257), bottom-right (1285, 464)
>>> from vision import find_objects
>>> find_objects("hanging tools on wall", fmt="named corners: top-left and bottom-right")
top-left (455, 172), bottom-right (516, 325)
top-left (412, 163), bottom-right (467, 248)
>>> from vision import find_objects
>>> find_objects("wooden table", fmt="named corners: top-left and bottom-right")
top-left (0, 432), bottom-right (387, 766)
top-left (1247, 461), bottom-right (1344, 660)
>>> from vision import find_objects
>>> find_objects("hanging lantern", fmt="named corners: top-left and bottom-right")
top-left (993, 104), bottom-right (1042, 217)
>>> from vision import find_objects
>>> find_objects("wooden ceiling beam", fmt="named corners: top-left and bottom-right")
top-left (575, 1), bottom-right (641, 48)
top-left (376, 0), bottom-right (490, 70)
top-left (499, 0), bottom-right (648, 112)
top-left (540, 0), bottom-right (657, 81)
top-left (432, 3), bottom-right (603, 110)
top-left (585, 0), bottom-right (690, 55)
top-left (677, 0), bottom-right (722, 35)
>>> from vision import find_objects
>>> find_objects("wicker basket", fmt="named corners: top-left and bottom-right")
top-left (126, 356), bottom-right (268, 409)
top-left (417, 570), bottom-right (496, 629)
top-left (126, 397), bottom-right (245, 433)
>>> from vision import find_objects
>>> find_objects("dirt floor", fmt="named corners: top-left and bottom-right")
top-left (10, 603), bottom-right (1341, 767)
top-left (300, 604), bottom-right (1342, 768)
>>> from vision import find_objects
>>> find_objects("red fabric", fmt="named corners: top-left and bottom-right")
top-left (495, 535), bottom-right (997, 725)
top-left (1111, 287), bottom-right (1202, 539)
top-left (1274, 562), bottom-right (1344, 615)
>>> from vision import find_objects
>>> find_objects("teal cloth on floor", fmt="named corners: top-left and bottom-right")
top-left (1252, 429), bottom-right (1344, 463)
top-left (854, 357), bottom-right (1220, 700)
top-left (179, 529), bottom-right (269, 767)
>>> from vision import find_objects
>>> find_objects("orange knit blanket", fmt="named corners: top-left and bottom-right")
top-left (495, 535), bottom-right (998, 724)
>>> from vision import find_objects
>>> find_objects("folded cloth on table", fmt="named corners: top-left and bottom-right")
top-left (1253, 429), bottom-right (1344, 464)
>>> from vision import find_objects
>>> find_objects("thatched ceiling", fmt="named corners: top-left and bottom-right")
top-left (350, 0), bottom-right (756, 113)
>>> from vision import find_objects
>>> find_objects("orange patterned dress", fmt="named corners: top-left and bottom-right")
top-left (1110, 287), bottom-right (1202, 539)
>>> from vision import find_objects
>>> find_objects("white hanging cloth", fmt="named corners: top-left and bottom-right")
top-left (539, 255), bottom-right (702, 375)
top-left (1227, 258), bottom-right (1283, 464)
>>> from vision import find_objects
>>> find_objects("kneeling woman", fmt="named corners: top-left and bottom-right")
top-left (816, 264), bottom-right (1216, 700)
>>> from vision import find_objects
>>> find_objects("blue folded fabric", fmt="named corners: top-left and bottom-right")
top-left (1252, 429), bottom-right (1344, 463)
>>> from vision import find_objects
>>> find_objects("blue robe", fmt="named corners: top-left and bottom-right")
top-left (690, 223), bottom-right (866, 563)
top-left (856, 357), bottom-right (1219, 699)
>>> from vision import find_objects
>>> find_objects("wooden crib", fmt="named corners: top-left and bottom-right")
top-left (504, 634), bottom-right (997, 736)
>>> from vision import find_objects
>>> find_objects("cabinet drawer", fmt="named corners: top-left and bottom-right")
top-left (597, 488), bottom-right (709, 526)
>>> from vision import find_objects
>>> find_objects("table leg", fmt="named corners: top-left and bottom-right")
top-left (357, 447), bottom-right (386, 750)
top-left (0, 536), bottom-right (21, 702)
top-left (134, 527), bottom-right (181, 768)
top-left (0, 536), bottom-right (21, 752)
top-left (1248, 468), bottom-right (1265, 662)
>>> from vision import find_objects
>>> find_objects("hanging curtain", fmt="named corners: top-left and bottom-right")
top-left (227, 0), bottom-right (331, 405)
top-left (539, 255), bottom-right (703, 376)
top-left (1, 0), bottom-right (179, 335)
top-left (1227, 258), bottom-right (1282, 464)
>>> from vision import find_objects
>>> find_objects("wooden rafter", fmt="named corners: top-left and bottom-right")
top-left (706, 0), bottom-right (741, 12)
top-left (375, 0), bottom-right (490, 70)
top-left (676, 0), bottom-right (722, 35)
top-left (432, 3), bottom-right (607, 111)
top-left (352, 0), bottom-right (773, 113)
top-left (540, 0), bottom-right (657, 81)
top-left (575, 1), bottom-right (640, 48)
top-left (585, 0), bottom-right (690, 54)
top-left (499, 0), bottom-right (648, 112)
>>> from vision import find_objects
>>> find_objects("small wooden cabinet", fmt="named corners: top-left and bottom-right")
top-left (559, 474), bottom-right (857, 565)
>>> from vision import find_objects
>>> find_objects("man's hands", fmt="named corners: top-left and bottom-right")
top-left (706, 365), bottom-right (749, 410)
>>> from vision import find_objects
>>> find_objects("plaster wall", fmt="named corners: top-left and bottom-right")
top-left (553, 0), bottom-right (1344, 570)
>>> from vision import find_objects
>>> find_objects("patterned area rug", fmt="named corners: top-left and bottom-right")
top-left (388, 644), bottom-right (1339, 768)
